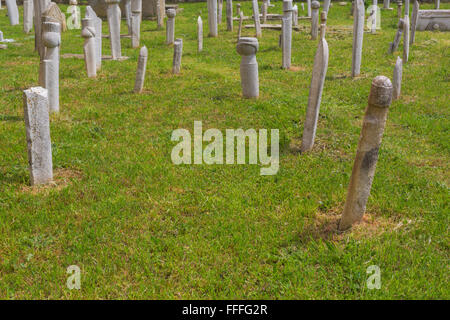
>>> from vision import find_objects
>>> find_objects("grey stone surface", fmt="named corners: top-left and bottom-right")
top-left (5, 0), bottom-right (19, 26)
top-left (166, 8), bottom-right (176, 45)
top-left (383, 0), bottom-right (390, 9)
top-left (34, 0), bottom-right (51, 59)
top-left (252, 0), bottom-right (262, 37)
top-left (172, 38), bottom-right (183, 74)
top-left (218, 0), bottom-right (223, 24)
top-left (410, 0), bottom-right (419, 44)
top-left (262, 0), bottom-right (268, 24)
top-left (82, 18), bottom-right (97, 78)
top-left (436, 0), bottom-right (440, 9)
top-left (208, 0), bottom-right (218, 37)
top-left (0, 31), bottom-right (3, 42)
top-left (156, 0), bottom-right (164, 29)
top-left (226, 0), bottom-right (233, 31)
top-left (134, 45), bottom-right (148, 93)
top-left (339, 76), bottom-right (393, 231)
top-left (403, 15), bottom-right (409, 62)
top-left (131, 0), bottom-right (142, 48)
top-left (388, 18), bottom-right (404, 54)
top-left (405, 0), bottom-right (409, 17)
top-left (352, 0), bottom-right (364, 77)
top-left (307, 0), bottom-right (311, 17)
top-left (237, 10), bottom-right (244, 41)
top-left (323, 0), bottom-right (331, 12)
top-left (281, 0), bottom-right (293, 70)
top-left (106, 0), bottom-right (122, 60)
top-left (23, 87), bottom-right (53, 186)
top-left (397, 2), bottom-right (402, 19)
top-left (301, 12), bottom-right (329, 153)
top-left (198, 15), bottom-right (203, 52)
top-left (236, 37), bottom-right (259, 98)
top-left (311, 1), bottom-right (319, 40)
top-left (292, 4), bottom-right (298, 27)
top-left (393, 56), bottom-right (402, 100)
top-left (416, 10), bottom-right (450, 31)
top-left (85, 6), bottom-right (102, 70)
top-left (42, 21), bottom-right (60, 113)
top-left (23, 0), bottom-right (34, 33)
top-left (236, 3), bottom-right (241, 18)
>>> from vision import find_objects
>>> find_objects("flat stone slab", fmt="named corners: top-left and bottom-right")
top-left (61, 53), bottom-right (129, 61)
top-left (416, 9), bottom-right (450, 31)
top-left (244, 24), bottom-right (302, 31)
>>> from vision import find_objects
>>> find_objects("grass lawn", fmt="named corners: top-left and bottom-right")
top-left (0, 2), bottom-right (449, 299)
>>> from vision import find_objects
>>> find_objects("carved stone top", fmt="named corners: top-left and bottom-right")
top-left (236, 37), bottom-right (259, 56)
top-left (81, 18), bottom-right (96, 39)
top-left (166, 8), bottom-right (176, 18)
top-left (283, 0), bottom-right (293, 12)
top-left (42, 22), bottom-right (61, 48)
top-left (369, 76), bottom-right (393, 108)
top-left (312, 1), bottom-right (320, 9)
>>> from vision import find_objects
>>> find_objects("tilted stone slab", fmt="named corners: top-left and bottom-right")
top-left (416, 9), bottom-right (450, 31)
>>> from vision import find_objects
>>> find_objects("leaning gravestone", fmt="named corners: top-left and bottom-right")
top-left (81, 18), bottom-right (97, 78)
top-left (252, 0), bottom-right (262, 37)
top-left (237, 10), bottom-right (244, 41)
top-left (323, 0), bottom-right (331, 12)
top-left (134, 46), bottom-right (148, 93)
top-left (339, 76), bottom-right (393, 231)
top-left (416, 10), bottom-right (450, 31)
top-left (23, 87), bottom-right (53, 186)
top-left (352, 0), bottom-right (364, 77)
top-left (237, 37), bottom-right (259, 98)
top-left (301, 12), bottom-right (329, 153)
top-left (388, 18), bottom-right (404, 54)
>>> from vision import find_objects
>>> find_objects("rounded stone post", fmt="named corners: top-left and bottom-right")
top-left (42, 21), bottom-right (60, 113)
top-left (226, 0), bottom-right (233, 31)
top-left (282, 0), bottom-right (293, 70)
top-left (392, 56), bottom-right (402, 100)
top-left (81, 18), bottom-right (97, 78)
top-left (236, 37), bottom-right (259, 99)
top-left (403, 15), bottom-right (409, 62)
top-left (23, 0), bottom-right (34, 33)
top-left (5, 0), bottom-right (19, 26)
top-left (86, 6), bottom-right (102, 71)
top-left (131, 0), bottom-right (142, 48)
top-left (208, 0), bottom-right (218, 37)
top-left (198, 16), bottom-right (203, 52)
top-left (352, 0), bottom-right (364, 77)
top-left (106, 0), bottom-right (122, 60)
top-left (338, 76), bottom-right (393, 231)
top-left (134, 46), bottom-right (148, 93)
top-left (252, 0), bottom-right (262, 38)
top-left (23, 87), bottom-right (53, 186)
top-left (311, 1), bottom-right (320, 40)
top-left (166, 8), bottom-right (176, 45)
top-left (172, 38), bottom-right (183, 74)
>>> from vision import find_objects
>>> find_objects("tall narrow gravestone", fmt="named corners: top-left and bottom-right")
top-left (134, 46), bottom-right (148, 93)
top-left (5, 0), bottom-right (19, 25)
top-left (166, 8), bottom-right (176, 45)
top-left (301, 12), bottom-right (329, 153)
top-left (172, 38), bottom-right (183, 74)
top-left (410, 0), bottom-right (419, 45)
top-left (352, 0), bottom-right (364, 77)
top-left (208, 0), bottom-right (218, 37)
top-left (252, 0), bottom-right (262, 38)
top-left (237, 10), bottom-right (244, 41)
top-left (282, 0), bottom-right (293, 70)
top-left (24, 0), bottom-right (34, 33)
top-left (383, 0), bottom-right (391, 10)
top-left (34, 0), bottom-right (51, 59)
top-left (218, 0), bottom-right (223, 24)
top-left (42, 21), bottom-right (61, 113)
top-left (405, 0), bottom-right (409, 17)
top-left (307, 0), bottom-right (312, 17)
top-left (403, 15), bottom-right (410, 62)
top-left (86, 6), bottom-right (102, 71)
top-left (23, 87), bottom-right (53, 186)
top-left (397, 1), bottom-right (402, 19)
top-left (388, 18), bottom-right (404, 54)
top-left (124, 0), bottom-right (132, 35)
top-left (106, 0), bottom-right (121, 60)
top-left (198, 16), bottom-right (203, 52)
top-left (292, 4), bottom-right (298, 27)
top-left (131, 0), bottom-right (142, 48)
top-left (311, 1), bottom-right (320, 40)
top-left (81, 18), bottom-right (97, 78)
top-left (338, 76), bottom-right (393, 231)
top-left (226, 0), bottom-right (233, 31)
top-left (236, 37), bottom-right (259, 98)
top-left (157, 0), bottom-right (164, 29)
top-left (262, 0), bottom-right (268, 24)
top-left (393, 56), bottom-right (402, 100)
top-left (323, 0), bottom-right (331, 12)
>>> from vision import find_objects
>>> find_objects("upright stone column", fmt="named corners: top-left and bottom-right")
top-left (301, 12), bottom-right (329, 153)
top-left (262, 0), bottom-right (268, 24)
top-left (81, 18), bottom-right (96, 78)
top-left (388, 18), bottom-right (404, 54)
top-left (131, 0), bottom-right (142, 48)
top-left (292, 4), bottom-right (298, 27)
top-left (252, 0), bottom-right (262, 38)
top-left (237, 10), bottom-right (244, 41)
top-left (124, 0), bottom-right (132, 35)
top-left (307, 0), bottom-right (312, 17)
top-left (172, 38), bottom-right (183, 74)
top-left (281, 0), bottom-right (293, 70)
top-left (403, 15), bottom-right (409, 62)
top-left (236, 37), bottom-right (259, 99)
top-left (352, 0), bottom-right (364, 77)
top-left (311, 1), bottom-right (320, 40)
top-left (86, 6), bottom-right (102, 71)
top-left (410, 0), bottom-right (419, 45)
top-left (323, 0), bottom-right (331, 12)
top-left (226, 0), bottom-right (233, 31)
top-left (23, 87), bottom-right (53, 186)
top-left (42, 22), bottom-right (60, 113)
top-left (338, 76), bottom-right (393, 231)
top-left (218, 0), bottom-right (223, 24)
top-left (405, 0), bottom-right (409, 16)
top-left (392, 56), bottom-right (402, 100)
top-left (198, 16), bottom-right (203, 52)
top-left (383, 0), bottom-right (390, 9)
top-left (371, 0), bottom-right (378, 34)
top-left (156, 0), bottom-right (164, 30)
top-left (166, 8), bottom-right (176, 45)
top-left (208, 0), bottom-right (218, 37)
top-left (436, 0), bottom-right (440, 9)
top-left (5, 0), bottom-right (19, 25)
top-left (106, 0), bottom-right (121, 60)
top-left (397, 1), bottom-right (402, 19)
top-left (34, 0), bottom-right (50, 58)
top-left (134, 46), bottom-right (148, 93)
top-left (24, 0), bottom-right (34, 33)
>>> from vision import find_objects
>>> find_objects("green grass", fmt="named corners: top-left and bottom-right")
top-left (0, 2), bottom-right (449, 299)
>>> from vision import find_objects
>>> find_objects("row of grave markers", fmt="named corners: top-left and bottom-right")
top-left (2, 1), bottom-right (446, 230)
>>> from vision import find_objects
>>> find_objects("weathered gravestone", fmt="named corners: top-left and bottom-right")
top-left (5, 0), bottom-right (19, 26)
top-left (172, 38), bottom-right (183, 74)
top-left (252, 0), bottom-right (262, 37)
top-left (393, 56), bottom-right (402, 100)
top-left (85, 6), bottom-right (102, 70)
top-left (81, 18), bottom-right (97, 78)
top-left (226, 0), bottom-right (233, 31)
top-left (208, 0), bottom-right (218, 37)
top-left (198, 15), bottom-right (203, 52)
top-left (106, 0), bottom-right (122, 60)
top-left (236, 37), bottom-right (259, 98)
top-left (311, 1), bottom-right (320, 40)
top-left (403, 15), bottom-right (409, 62)
top-left (131, 0), bottom-right (142, 48)
top-left (166, 8), bottom-right (176, 45)
top-left (24, 0), bottom-right (34, 33)
top-left (41, 21), bottom-right (61, 113)
top-left (410, 0), bottom-right (419, 44)
top-left (416, 10), bottom-right (450, 31)
top-left (352, 0), bottom-right (364, 77)
top-left (388, 18), bottom-right (404, 54)
top-left (134, 46), bottom-right (148, 93)
top-left (281, 0), bottom-right (293, 70)
top-left (338, 76), bottom-right (393, 231)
